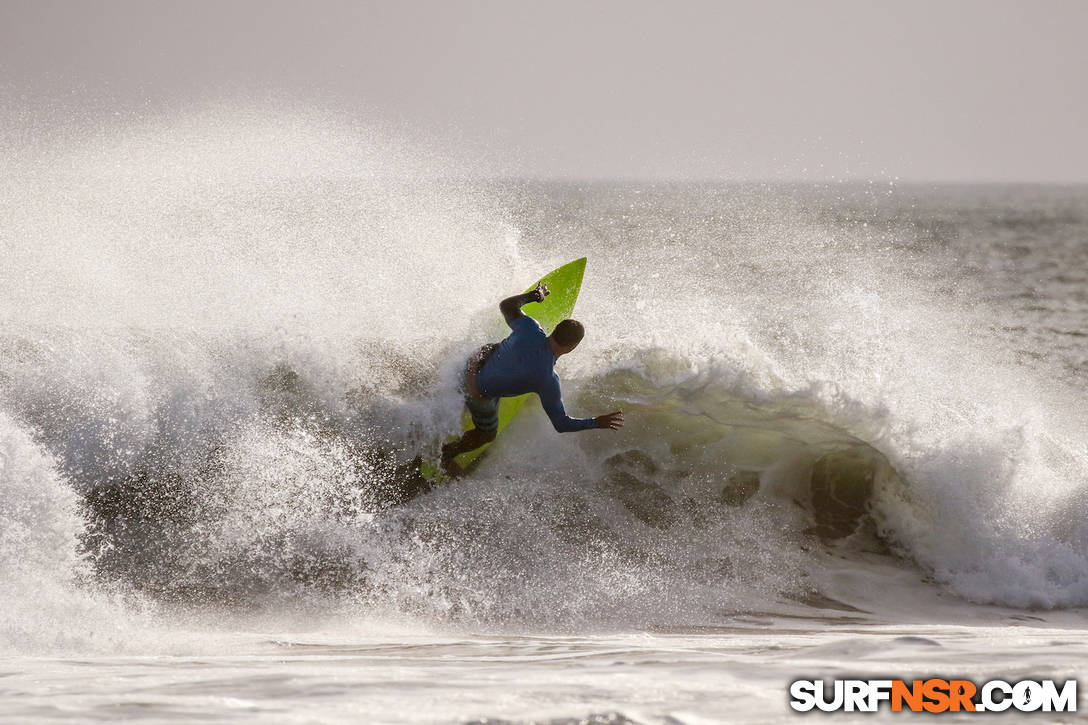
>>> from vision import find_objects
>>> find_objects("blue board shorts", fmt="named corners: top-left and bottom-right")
top-left (465, 394), bottom-right (500, 433)
top-left (463, 343), bottom-right (500, 433)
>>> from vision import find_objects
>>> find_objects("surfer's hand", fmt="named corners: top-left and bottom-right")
top-left (595, 411), bottom-right (624, 430)
top-left (530, 282), bottom-right (550, 303)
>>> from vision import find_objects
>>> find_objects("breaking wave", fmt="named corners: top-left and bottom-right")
top-left (2, 103), bottom-right (1086, 654)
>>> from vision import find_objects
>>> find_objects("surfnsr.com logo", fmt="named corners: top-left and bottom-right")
top-left (789, 678), bottom-right (1077, 713)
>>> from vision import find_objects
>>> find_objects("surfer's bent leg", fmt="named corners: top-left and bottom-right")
top-left (464, 396), bottom-right (500, 439)
top-left (441, 344), bottom-right (502, 474)
top-left (442, 395), bottom-right (499, 466)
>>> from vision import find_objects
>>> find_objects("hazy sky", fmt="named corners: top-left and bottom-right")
top-left (2, 0), bottom-right (1087, 181)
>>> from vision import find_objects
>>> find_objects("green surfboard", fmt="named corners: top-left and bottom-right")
top-left (421, 257), bottom-right (587, 480)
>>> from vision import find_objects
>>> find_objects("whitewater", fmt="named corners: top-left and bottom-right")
top-left (1, 107), bottom-right (1087, 723)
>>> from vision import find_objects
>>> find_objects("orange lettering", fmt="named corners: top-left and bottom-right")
top-left (923, 679), bottom-right (951, 713)
top-left (892, 680), bottom-right (924, 712)
top-left (948, 680), bottom-right (977, 711)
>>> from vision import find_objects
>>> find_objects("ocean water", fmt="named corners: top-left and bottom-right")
top-left (1, 110), bottom-right (1087, 723)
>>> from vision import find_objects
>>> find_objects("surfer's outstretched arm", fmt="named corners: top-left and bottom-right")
top-left (499, 282), bottom-right (549, 325)
top-left (539, 374), bottom-right (623, 433)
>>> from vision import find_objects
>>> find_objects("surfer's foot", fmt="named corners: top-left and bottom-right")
top-left (440, 440), bottom-right (465, 478)
top-left (442, 457), bottom-right (465, 478)
top-left (440, 440), bottom-right (459, 463)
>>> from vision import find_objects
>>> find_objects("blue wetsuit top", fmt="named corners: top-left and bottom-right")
top-left (475, 315), bottom-right (598, 433)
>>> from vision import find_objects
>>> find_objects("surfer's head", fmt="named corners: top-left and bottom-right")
top-left (550, 319), bottom-right (584, 355)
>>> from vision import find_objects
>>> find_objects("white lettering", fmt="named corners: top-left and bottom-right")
top-left (815, 679), bottom-right (844, 712)
top-left (982, 680), bottom-right (1012, 712)
top-left (1013, 680), bottom-right (1043, 712)
top-left (789, 680), bottom-right (817, 712)
top-left (844, 680), bottom-right (868, 712)
top-left (867, 680), bottom-right (893, 711)
top-left (1040, 680), bottom-right (1077, 712)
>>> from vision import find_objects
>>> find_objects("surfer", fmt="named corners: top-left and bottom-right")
top-left (441, 282), bottom-right (624, 475)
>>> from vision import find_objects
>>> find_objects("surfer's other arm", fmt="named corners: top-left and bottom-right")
top-left (500, 282), bottom-right (549, 325)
